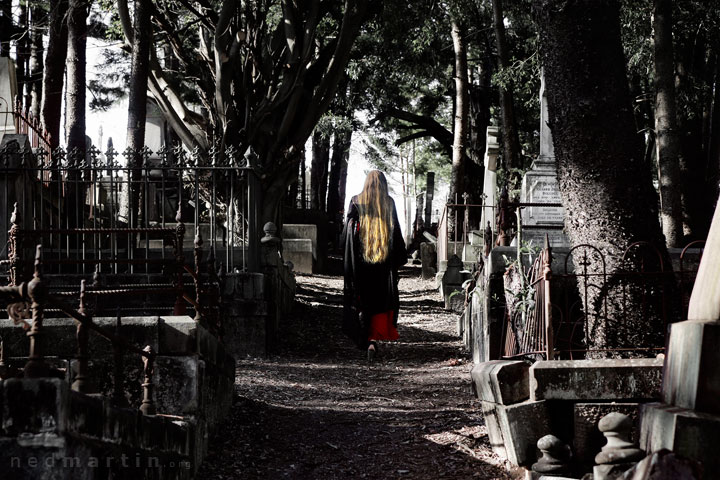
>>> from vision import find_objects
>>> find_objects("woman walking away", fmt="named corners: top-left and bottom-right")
top-left (342, 170), bottom-right (407, 361)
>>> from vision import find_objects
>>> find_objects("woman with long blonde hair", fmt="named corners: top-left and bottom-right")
top-left (342, 170), bottom-right (407, 361)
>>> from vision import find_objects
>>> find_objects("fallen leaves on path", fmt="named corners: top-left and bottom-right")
top-left (197, 263), bottom-right (520, 479)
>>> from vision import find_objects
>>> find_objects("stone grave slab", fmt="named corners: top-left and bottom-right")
top-left (530, 359), bottom-right (663, 401)
top-left (282, 238), bottom-right (313, 273)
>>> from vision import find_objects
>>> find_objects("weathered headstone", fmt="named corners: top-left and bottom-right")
top-left (0, 57), bottom-right (17, 136)
top-left (441, 254), bottom-right (467, 311)
top-left (480, 125), bottom-right (500, 244)
top-left (518, 71), bottom-right (569, 249)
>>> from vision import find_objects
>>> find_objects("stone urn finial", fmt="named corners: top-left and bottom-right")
top-left (531, 434), bottom-right (573, 476)
top-left (593, 412), bottom-right (645, 480)
top-left (261, 222), bottom-right (281, 245)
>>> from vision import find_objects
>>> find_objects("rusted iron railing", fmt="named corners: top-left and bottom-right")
top-left (5, 201), bottom-right (223, 336)
top-left (13, 97), bottom-right (52, 152)
top-left (501, 239), bottom-right (705, 360)
top-left (0, 246), bottom-right (158, 414)
top-left (503, 235), bottom-right (555, 360)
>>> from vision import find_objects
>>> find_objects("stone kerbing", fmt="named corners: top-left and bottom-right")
top-left (530, 358), bottom-right (663, 401)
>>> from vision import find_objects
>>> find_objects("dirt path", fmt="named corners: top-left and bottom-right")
top-left (197, 265), bottom-right (518, 479)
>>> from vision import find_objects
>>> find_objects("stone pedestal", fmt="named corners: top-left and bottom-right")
top-left (481, 400), bottom-right (551, 466)
top-left (640, 403), bottom-right (720, 473)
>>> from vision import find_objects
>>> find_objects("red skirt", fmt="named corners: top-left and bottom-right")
top-left (368, 310), bottom-right (399, 341)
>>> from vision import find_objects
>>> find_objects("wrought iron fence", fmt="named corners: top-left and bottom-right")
top-left (0, 144), bottom-right (260, 278)
top-left (0, 246), bottom-right (158, 413)
top-left (501, 239), bottom-right (704, 360)
top-left (437, 196), bottom-right (495, 264)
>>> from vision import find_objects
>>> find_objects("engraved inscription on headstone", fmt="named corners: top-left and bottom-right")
top-left (527, 179), bottom-right (564, 225)
top-left (516, 68), bottom-right (569, 248)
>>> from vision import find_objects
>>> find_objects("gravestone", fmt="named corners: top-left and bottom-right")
top-left (0, 57), bottom-right (17, 136)
top-left (518, 71), bottom-right (569, 248)
top-left (480, 125), bottom-right (500, 243)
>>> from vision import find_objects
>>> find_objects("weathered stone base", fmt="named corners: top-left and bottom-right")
top-left (0, 378), bottom-right (195, 479)
top-left (662, 320), bottom-right (720, 414)
top-left (639, 402), bottom-right (720, 473)
top-left (481, 400), bottom-right (550, 466)
top-left (472, 360), bottom-right (530, 405)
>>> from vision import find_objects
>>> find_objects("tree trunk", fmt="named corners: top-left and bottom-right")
top-left (123, 0), bottom-right (151, 227)
top-left (0, 0), bottom-right (11, 57)
top-left (65, 0), bottom-right (87, 228)
top-left (492, 0), bottom-right (523, 192)
top-left (653, 0), bottom-right (683, 247)
top-left (675, 33), bottom-right (709, 239)
top-left (310, 129), bottom-right (330, 211)
top-left (450, 17), bottom-right (469, 204)
top-left (16, 1), bottom-right (29, 108)
top-left (337, 136), bottom-right (350, 217)
top-left (535, 0), bottom-right (670, 356)
top-left (65, 0), bottom-right (87, 152)
top-left (468, 57), bottom-right (492, 167)
top-left (327, 126), bottom-right (352, 227)
top-left (29, 4), bottom-right (44, 119)
top-left (41, 0), bottom-right (68, 150)
top-left (707, 56), bottom-right (720, 209)
top-left (424, 172), bottom-right (435, 228)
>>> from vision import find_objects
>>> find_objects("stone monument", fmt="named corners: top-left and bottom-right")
top-left (0, 57), bottom-right (17, 136)
top-left (518, 70), bottom-right (569, 248)
top-left (480, 125), bottom-right (500, 246)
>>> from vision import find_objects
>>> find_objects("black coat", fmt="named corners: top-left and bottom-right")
top-left (341, 196), bottom-right (407, 348)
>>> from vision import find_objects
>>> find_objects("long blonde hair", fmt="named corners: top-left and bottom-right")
top-left (357, 170), bottom-right (393, 263)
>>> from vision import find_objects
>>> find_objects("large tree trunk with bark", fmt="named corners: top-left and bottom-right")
top-left (707, 56), bottom-right (720, 207)
top-left (29, 4), bottom-right (45, 119)
top-left (492, 0), bottom-right (523, 192)
top-left (450, 17), bottom-right (468, 203)
top-left (675, 31), bottom-right (710, 239)
top-left (65, 0), bottom-right (87, 228)
top-left (0, 0), bottom-right (11, 57)
top-left (65, 0), bottom-right (86, 152)
top-left (653, 0), bottom-right (683, 247)
top-left (535, 0), bottom-right (670, 356)
top-left (15, 1), bottom-right (29, 108)
top-left (41, 0), bottom-right (68, 150)
top-left (310, 130), bottom-right (330, 211)
top-left (123, 0), bottom-right (151, 227)
top-left (468, 54), bottom-right (493, 167)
